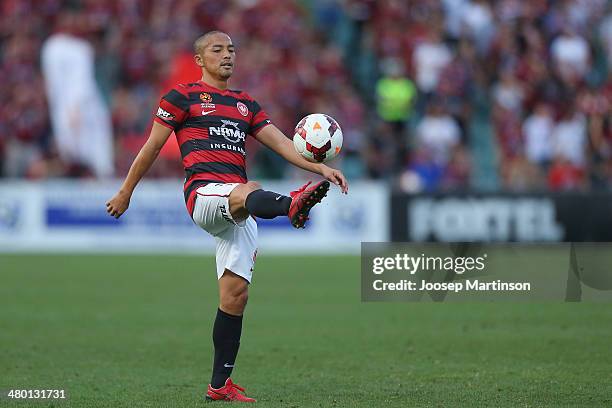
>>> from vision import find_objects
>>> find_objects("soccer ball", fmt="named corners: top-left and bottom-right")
top-left (293, 113), bottom-right (343, 163)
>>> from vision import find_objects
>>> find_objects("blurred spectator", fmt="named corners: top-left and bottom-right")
top-left (412, 28), bottom-right (452, 94)
top-left (437, 39), bottom-right (475, 100)
top-left (492, 69), bottom-right (525, 114)
top-left (503, 154), bottom-right (544, 191)
top-left (551, 106), bottom-right (587, 167)
top-left (401, 147), bottom-right (444, 192)
top-left (415, 102), bottom-right (461, 166)
top-left (550, 28), bottom-right (590, 83)
top-left (41, 11), bottom-right (113, 177)
top-left (459, 0), bottom-right (495, 53)
top-left (548, 156), bottom-right (586, 191)
top-left (375, 58), bottom-right (416, 128)
top-left (578, 83), bottom-right (611, 188)
top-left (523, 103), bottom-right (554, 166)
top-left (600, 13), bottom-right (612, 66)
top-left (493, 102), bottom-right (522, 160)
top-left (442, 145), bottom-right (471, 189)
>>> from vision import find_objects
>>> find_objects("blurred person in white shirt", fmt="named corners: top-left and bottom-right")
top-left (552, 105), bottom-right (587, 168)
top-left (41, 11), bottom-right (113, 178)
top-left (492, 69), bottom-right (525, 114)
top-left (415, 102), bottom-right (461, 166)
top-left (550, 27), bottom-right (591, 82)
top-left (523, 103), bottom-right (555, 166)
top-left (413, 28), bottom-right (452, 93)
top-left (459, 0), bottom-right (495, 53)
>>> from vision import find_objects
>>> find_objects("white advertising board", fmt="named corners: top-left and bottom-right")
top-left (0, 180), bottom-right (388, 254)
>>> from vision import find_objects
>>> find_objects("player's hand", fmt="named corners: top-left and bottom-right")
top-left (106, 191), bottom-right (131, 219)
top-left (320, 165), bottom-right (348, 194)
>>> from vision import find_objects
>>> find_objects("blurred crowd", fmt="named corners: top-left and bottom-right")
top-left (0, 0), bottom-right (611, 192)
top-left (332, 0), bottom-right (611, 191)
top-left (0, 0), bottom-right (361, 180)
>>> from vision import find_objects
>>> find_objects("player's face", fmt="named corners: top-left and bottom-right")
top-left (198, 34), bottom-right (235, 80)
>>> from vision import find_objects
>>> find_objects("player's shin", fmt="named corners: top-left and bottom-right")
top-left (211, 308), bottom-right (243, 388)
top-left (245, 189), bottom-right (291, 219)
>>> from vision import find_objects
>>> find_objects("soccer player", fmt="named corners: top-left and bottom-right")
top-left (105, 31), bottom-right (348, 402)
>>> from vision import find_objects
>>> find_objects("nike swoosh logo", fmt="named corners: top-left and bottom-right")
top-left (202, 110), bottom-right (216, 115)
top-left (275, 196), bottom-right (283, 201)
top-left (224, 363), bottom-right (234, 368)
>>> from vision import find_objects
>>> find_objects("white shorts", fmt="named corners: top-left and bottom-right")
top-left (191, 183), bottom-right (258, 283)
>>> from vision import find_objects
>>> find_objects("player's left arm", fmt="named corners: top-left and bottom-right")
top-left (255, 124), bottom-right (348, 194)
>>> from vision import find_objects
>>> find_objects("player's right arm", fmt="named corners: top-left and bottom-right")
top-left (107, 85), bottom-right (189, 218)
top-left (106, 122), bottom-right (173, 218)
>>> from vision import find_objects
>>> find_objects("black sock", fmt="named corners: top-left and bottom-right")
top-left (211, 308), bottom-right (243, 388)
top-left (245, 189), bottom-right (291, 219)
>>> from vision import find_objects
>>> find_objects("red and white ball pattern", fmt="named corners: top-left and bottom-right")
top-left (293, 113), bottom-right (343, 163)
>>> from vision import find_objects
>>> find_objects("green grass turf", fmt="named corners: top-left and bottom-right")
top-left (0, 254), bottom-right (611, 407)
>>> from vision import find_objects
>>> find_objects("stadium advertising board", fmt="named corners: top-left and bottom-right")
top-left (0, 181), bottom-right (387, 253)
top-left (391, 193), bottom-right (612, 242)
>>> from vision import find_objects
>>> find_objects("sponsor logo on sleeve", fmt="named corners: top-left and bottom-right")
top-left (156, 107), bottom-right (175, 121)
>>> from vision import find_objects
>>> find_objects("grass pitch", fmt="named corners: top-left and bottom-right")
top-left (1, 254), bottom-right (611, 407)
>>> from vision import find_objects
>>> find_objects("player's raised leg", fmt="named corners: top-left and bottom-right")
top-left (228, 180), bottom-right (331, 228)
top-left (206, 269), bottom-right (255, 402)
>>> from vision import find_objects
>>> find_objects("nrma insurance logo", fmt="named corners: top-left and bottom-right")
top-left (210, 119), bottom-right (246, 144)
top-left (0, 199), bottom-right (20, 231)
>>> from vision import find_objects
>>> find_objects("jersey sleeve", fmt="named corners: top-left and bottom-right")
top-left (154, 87), bottom-right (190, 130)
top-left (249, 99), bottom-right (272, 136)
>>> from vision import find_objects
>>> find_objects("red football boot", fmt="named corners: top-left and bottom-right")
top-left (288, 180), bottom-right (330, 228)
top-left (206, 378), bottom-right (256, 402)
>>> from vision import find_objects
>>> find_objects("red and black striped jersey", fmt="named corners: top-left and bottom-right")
top-left (153, 80), bottom-right (271, 215)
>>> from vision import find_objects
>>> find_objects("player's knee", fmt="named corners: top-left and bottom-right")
top-left (221, 290), bottom-right (248, 314)
top-left (230, 182), bottom-right (261, 206)
top-left (246, 181), bottom-right (261, 192)
top-left (236, 290), bottom-right (249, 310)
top-left (219, 272), bottom-right (249, 314)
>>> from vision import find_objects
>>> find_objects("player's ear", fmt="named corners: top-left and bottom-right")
top-left (194, 54), bottom-right (204, 67)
